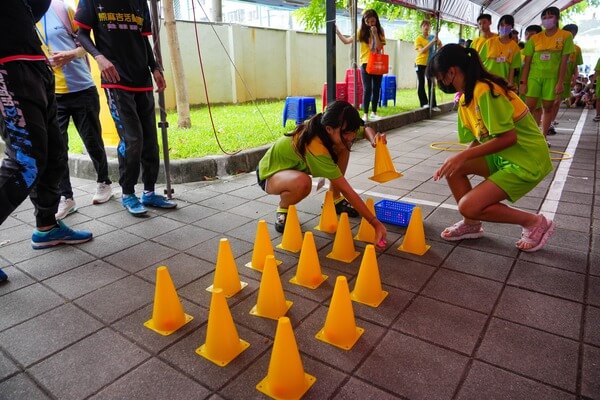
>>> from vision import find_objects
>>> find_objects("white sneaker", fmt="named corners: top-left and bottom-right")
top-left (92, 182), bottom-right (113, 204)
top-left (369, 112), bottom-right (381, 120)
top-left (432, 107), bottom-right (442, 112)
top-left (55, 197), bottom-right (76, 220)
top-left (422, 104), bottom-right (430, 109)
top-left (362, 113), bottom-right (368, 121)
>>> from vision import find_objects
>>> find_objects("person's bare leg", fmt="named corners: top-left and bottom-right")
top-left (266, 170), bottom-right (312, 208)
top-left (541, 99), bottom-right (555, 139)
top-left (444, 157), bottom-right (490, 225)
top-left (330, 146), bottom-right (350, 200)
top-left (525, 96), bottom-right (542, 127)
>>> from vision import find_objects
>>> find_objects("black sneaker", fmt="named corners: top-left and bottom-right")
top-left (334, 198), bottom-right (358, 217)
top-left (275, 212), bottom-right (287, 233)
top-left (547, 126), bottom-right (557, 135)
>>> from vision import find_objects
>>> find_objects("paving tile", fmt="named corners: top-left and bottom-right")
top-left (457, 233), bottom-right (521, 258)
top-left (220, 350), bottom-right (347, 400)
top-left (477, 318), bottom-right (578, 391)
top-left (159, 325), bottom-right (270, 391)
top-left (79, 229), bottom-right (146, 258)
top-left (279, 265), bottom-right (341, 304)
top-left (495, 286), bottom-right (581, 339)
top-left (0, 304), bottom-right (102, 367)
top-left (136, 253), bottom-right (214, 288)
top-left (350, 284), bottom-right (413, 327)
top-left (0, 265), bottom-right (35, 297)
top-left (582, 344), bottom-right (600, 399)
top-left (0, 351), bottom-right (19, 380)
top-left (510, 260), bottom-right (585, 302)
top-left (104, 241), bottom-right (179, 273)
top-left (162, 203), bottom-right (216, 224)
top-left (197, 193), bottom-right (249, 211)
top-left (585, 306), bottom-right (600, 346)
top-left (153, 225), bottom-right (218, 251)
top-left (0, 284), bottom-right (63, 331)
top-left (332, 377), bottom-right (400, 399)
top-left (43, 260), bottom-right (128, 300)
top-left (96, 210), bottom-right (152, 229)
top-left (71, 218), bottom-right (119, 237)
top-left (186, 235), bottom-right (253, 265)
top-left (356, 330), bottom-right (468, 400)
top-left (551, 214), bottom-right (590, 234)
top-left (548, 228), bottom-right (591, 253)
top-left (75, 276), bottom-right (154, 324)
top-left (178, 273), bottom-right (259, 309)
top-left (78, 200), bottom-right (129, 220)
top-left (589, 276), bottom-right (600, 308)
top-left (421, 269), bottom-right (503, 313)
top-left (192, 211), bottom-right (255, 234)
top-left (0, 373), bottom-right (51, 400)
top-left (15, 247), bottom-right (95, 280)
top-left (442, 246), bottom-right (513, 282)
top-left (388, 240), bottom-right (455, 267)
top-left (375, 253), bottom-right (436, 293)
top-left (394, 295), bottom-right (487, 354)
top-left (456, 361), bottom-right (575, 400)
top-left (112, 300), bottom-right (206, 355)
top-left (91, 357), bottom-right (211, 400)
top-left (29, 328), bottom-right (150, 400)
top-left (123, 216), bottom-right (186, 239)
top-left (293, 306), bottom-right (386, 373)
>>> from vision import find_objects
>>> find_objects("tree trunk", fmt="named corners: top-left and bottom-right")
top-left (163, 0), bottom-right (191, 128)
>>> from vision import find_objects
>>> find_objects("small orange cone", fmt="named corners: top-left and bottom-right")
top-left (144, 266), bottom-right (193, 336)
top-left (351, 245), bottom-right (388, 307)
top-left (316, 276), bottom-right (364, 350)
top-left (196, 288), bottom-right (250, 366)
top-left (369, 136), bottom-right (403, 183)
top-left (398, 206), bottom-right (431, 255)
top-left (207, 238), bottom-right (248, 297)
top-left (326, 212), bottom-right (360, 263)
top-left (250, 255), bottom-right (293, 320)
top-left (315, 191), bottom-right (338, 233)
top-left (290, 231), bottom-right (328, 289)
top-left (354, 198), bottom-right (376, 244)
top-left (245, 220), bottom-right (282, 271)
top-left (276, 204), bottom-right (302, 253)
top-left (257, 317), bottom-right (316, 399)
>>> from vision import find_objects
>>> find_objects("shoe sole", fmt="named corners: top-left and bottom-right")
top-left (93, 194), bottom-right (113, 205)
top-left (55, 207), bottom-right (77, 220)
top-left (520, 220), bottom-right (555, 253)
top-left (440, 231), bottom-right (484, 242)
top-left (31, 237), bottom-right (92, 250)
top-left (142, 203), bottom-right (177, 209)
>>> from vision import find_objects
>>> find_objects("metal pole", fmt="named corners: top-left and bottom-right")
top-left (326, 0), bottom-right (336, 104)
top-left (351, 0), bottom-right (358, 108)
top-left (149, 0), bottom-right (173, 198)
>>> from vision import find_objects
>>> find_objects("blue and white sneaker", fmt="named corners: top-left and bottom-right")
top-left (141, 192), bottom-right (177, 209)
top-left (122, 194), bottom-right (147, 216)
top-left (0, 268), bottom-right (7, 282)
top-left (31, 220), bottom-right (93, 250)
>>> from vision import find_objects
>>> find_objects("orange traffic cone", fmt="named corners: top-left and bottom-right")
top-left (326, 212), bottom-right (360, 263)
top-left (207, 238), bottom-right (248, 297)
top-left (144, 266), bottom-right (193, 336)
top-left (398, 206), bottom-right (430, 255)
top-left (257, 317), bottom-right (316, 399)
top-left (290, 231), bottom-right (328, 289)
top-left (316, 276), bottom-right (364, 350)
top-left (276, 204), bottom-right (302, 253)
top-left (250, 255), bottom-right (293, 320)
top-left (245, 219), bottom-right (282, 271)
top-left (351, 245), bottom-right (388, 307)
top-left (354, 198), bottom-right (376, 244)
top-left (196, 288), bottom-right (250, 366)
top-left (315, 191), bottom-right (338, 233)
top-left (369, 136), bottom-right (403, 183)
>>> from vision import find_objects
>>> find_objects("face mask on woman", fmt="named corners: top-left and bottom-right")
top-left (499, 26), bottom-right (512, 37)
top-left (542, 16), bottom-right (557, 30)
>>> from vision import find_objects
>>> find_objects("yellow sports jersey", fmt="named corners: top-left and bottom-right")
top-left (470, 33), bottom-right (498, 54)
top-left (479, 36), bottom-right (521, 80)
top-left (359, 35), bottom-right (386, 65)
top-left (414, 35), bottom-right (430, 66)
top-left (524, 30), bottom-right (574, 79)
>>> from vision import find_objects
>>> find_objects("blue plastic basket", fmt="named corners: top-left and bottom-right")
top-left (374, 200), bottom-right (415, 227)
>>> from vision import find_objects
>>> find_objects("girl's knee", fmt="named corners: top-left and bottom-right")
top-left (457, 198), bottom-right (481, 220)
top-left (296, 174), bottom-right (312, 196)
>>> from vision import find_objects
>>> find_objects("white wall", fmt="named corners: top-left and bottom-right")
top-left (158, 21), bottom-right (418, 109)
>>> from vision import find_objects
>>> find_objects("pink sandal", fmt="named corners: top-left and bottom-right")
top-left (440, 220), bottom-right (484, 241)
top-left (517, 214), bottom-right (555, 252)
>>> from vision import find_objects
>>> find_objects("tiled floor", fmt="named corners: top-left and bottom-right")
top-left (1, 107), bottom-right (599, 399)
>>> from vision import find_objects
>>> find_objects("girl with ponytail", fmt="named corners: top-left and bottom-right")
top-left (257, 101), bottom-right (387, 248)
top-left (427, 44), bottom-right (554, 252)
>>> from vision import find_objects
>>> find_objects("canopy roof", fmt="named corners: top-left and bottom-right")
top-left (384, 0), bottom-right (583, 30)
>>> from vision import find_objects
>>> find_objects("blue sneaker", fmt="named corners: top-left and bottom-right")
top-left (122, 194), bottom-right (147, 216)
top-left (0, 268), bottom-right (7, 282)
top-left (141, 192), bottom-right (177, 209)
top-left (31, 220), bottom-right (93, 250)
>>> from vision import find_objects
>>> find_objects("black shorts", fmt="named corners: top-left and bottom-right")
top-left (256, 167), bottom-right (266, 192)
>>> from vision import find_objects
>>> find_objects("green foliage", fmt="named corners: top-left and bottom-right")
top-left (562, 0), bottom-right (600, 22)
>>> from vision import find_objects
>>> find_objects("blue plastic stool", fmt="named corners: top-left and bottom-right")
top-left (283, 97), bottom-right (317, 126)
top-left (379, 75), bottom-right (396, 107)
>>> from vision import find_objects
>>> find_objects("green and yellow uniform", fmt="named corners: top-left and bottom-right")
top-left (479, 36), bottom-right (521, 81)
top-left (457, 81), bottom-right (552, 201)
top-left (470, 33), bottom-right (498, 54)
top-left (523, 29), bottom-right (574, 100)
top-left (562, 44), bottom-right (583, 98)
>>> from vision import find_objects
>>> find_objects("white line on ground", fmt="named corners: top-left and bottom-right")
top-left (540, 108), bottom-right (589, 220)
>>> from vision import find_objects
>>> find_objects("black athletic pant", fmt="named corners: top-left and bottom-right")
top-left (56, 86), bottom-right (110, 199)
top-left (360, 63), bottom-right (383, 115)
top-left (0, 61), bottom-right (66, 227)
top-left (416, 64), bottom-right (437, 108)
top-left (105, 88), bottom-right (159, 195)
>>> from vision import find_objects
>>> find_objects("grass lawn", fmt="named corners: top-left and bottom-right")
top-left (68, 88), bottom-right (450, 159)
